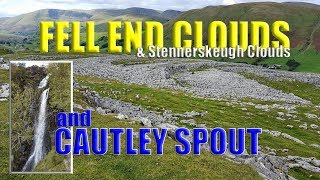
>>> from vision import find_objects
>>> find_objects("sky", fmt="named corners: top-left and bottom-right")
top-left (0, 0), bottom-right (319, 17)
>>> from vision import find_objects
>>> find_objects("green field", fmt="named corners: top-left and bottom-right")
top-left (256, 49), bottom-right (320, 73)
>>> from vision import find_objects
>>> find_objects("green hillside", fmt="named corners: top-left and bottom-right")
top-left (0, 9), bottom-right (93, 36)
top-left (0, 3), bottom-right (319, 73)
top-left (0, 7), bottom-right (182, 52)
top-left (0, 7), bottom-right (181, 36)
top-left (162, 2), bottom-right (320, 73)
top-left (164, 2), bottom-right (320, 51)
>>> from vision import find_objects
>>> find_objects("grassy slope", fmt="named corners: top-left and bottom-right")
top-left (33, 150), bottom-right (68, 172)
top-left (164, 3), bottom-right (320, 47)
top-left (0, 90), bottom-right (261, 179)
top-left (289, 50), bottom-right (320, 73)
top-left (75, 75), bottom-right (320, 160)
top-left (0, 7), bottom-right (172, 52)
top-left (1, 68), bottom-right (320, 178)
top-left (240, 72), bottom-right (320, 104)
top-left (217, 48), bottom-right (320, 73)
top-left (163, 2), bottom-right (320, 73)
top-left (289, 167), bottom-right (320, 179)
top-left (0, 68), bottom-right (260, 178)
top-left (0, 7), bottom-right (170, 36)
top-left (93, 15), bottom-right (168, 33)
top-left (0, 69), bottom-right (9, 83)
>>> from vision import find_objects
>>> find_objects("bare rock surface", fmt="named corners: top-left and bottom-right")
top-left (74, 56), bottom-right (311, 103)
top-left (76, 84), bottom-right (320, 180)
top-left (71, 56), bottom-right (320, 179)
top-left (0, 83), bottom-right (9, 101)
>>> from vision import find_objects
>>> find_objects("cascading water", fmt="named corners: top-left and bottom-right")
top-left (22, 76), bottom-right (50, 172)
top-left (38, 75), bottom-right (49, 89)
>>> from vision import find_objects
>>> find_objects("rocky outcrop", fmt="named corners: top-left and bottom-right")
top-left (81, 85), bottom-right (167, 126)
top-left (0, 64), bottom-right (9, 70)
top-left (263, 129), bottom-right (305, 145)
top-left (287, 156), bottom-right (320, 173)
top-left (74, 56), bottom-right (311, 104)
top-left (12, 88), bottom-right (41, 171)
top-left (0, 83), bottom-right (9, 101)
top-left (71, 55), bottom-right (320, 179)
top-left (217, 65), bottom-right (320, 88)
top-left (0, 58), bottom-right (9, 70)
top-left (77, 84), bottom-right (320, 179)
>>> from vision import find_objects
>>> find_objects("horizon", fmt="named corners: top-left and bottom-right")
top-left (0, 0), bottom-right (319, 18)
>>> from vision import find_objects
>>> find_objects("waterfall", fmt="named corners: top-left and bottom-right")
top-left (38, 75), bottom-right (49, 89)
top-left (22, 76), bottom-right (50, 172)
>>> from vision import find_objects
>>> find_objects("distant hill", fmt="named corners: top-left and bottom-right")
top-left (0, 2), bottom-right (319, 53)
top-left (283, 2), bottom-right (320, 9)
top-left (0, 9), bottom-right (92, 36)
top-left (164, 2), bottom-right (320, 51)
top-left (0, 7), bottom-right (182, 36)
top-left (161, 10), bottom-right (183, 19)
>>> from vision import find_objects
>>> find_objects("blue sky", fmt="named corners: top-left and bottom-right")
top-left (0, 0), bottom-right (319, 17)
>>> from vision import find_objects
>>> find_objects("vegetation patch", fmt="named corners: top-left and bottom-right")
top-left (289, 167), bottom-right (320, 180)
top-left (240, 72), bottom-right (320, 104)
top-left (76, 75), bottom-right (320, 160)
top-left (286, 59), bottom-right (301, 71)
top-left (0, 69), bottom-right (8, 83)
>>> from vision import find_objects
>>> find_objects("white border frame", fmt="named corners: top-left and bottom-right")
top-left (9, 60), bottom-right (74, 174)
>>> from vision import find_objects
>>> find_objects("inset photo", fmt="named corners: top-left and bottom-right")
top-left (10, 61), bottom-right (73, 174)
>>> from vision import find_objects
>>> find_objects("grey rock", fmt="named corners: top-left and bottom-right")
top-left (196, 124), bottom-right (207, 128)
top-left (263, 129), bottom-right (305, 144)
top-left (73, 56), bottom-right (310, 103)
top-left (116, 114), bottom-right (128, 120)
top-left (180, 119), bottom-right (197, 126)
top-left (243, 154), bottom-right (288, 179)
top-left (86, 106), bottom-right (95, 111)
top-left (73, 103), bottom-right (84, 110)
top-left (0, 83), bottom-right (9, 98)
top-left (299, 123), bottom-right (308, 129)
top-left (96, 107), bottom-right (107, 115)
top-left (70, 56), bottom-right (320, 179)
top-left (287, 125), bottom-right (294, 128)
top-left (269, 152), bottom-right (276, 156)
top-left (82, 87), bottom-right (166, 125)
top-left (140, 117), bottom-right (152, 127)
top-left (287, 156), bottom-right (320, 171)
top-left (311, 159), bottom-right (320, 167)
top-left (310, 144), bottom-right (320, 149)
top-left (276, 117), bottom-right (285, 121)
top-left (174, 111), bottom-right (204, 118)
top-left (282, 149), bottom-right (289, 153)
top-left (305, 113), bottom-right (318, 119)
top-left (0, 64), bottom-right (9, 70)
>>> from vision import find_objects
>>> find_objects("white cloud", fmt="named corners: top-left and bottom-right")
top-left (222, 0), bottom-right (237, 5)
